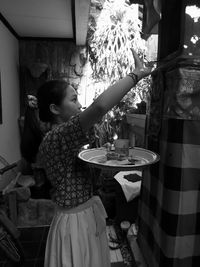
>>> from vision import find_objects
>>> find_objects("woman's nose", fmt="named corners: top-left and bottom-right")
top-left (78, 102), bottom-right (82, 110)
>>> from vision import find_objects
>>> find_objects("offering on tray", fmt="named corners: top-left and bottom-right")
top-left (95, 155), bottom-right (107, 163)
top-left (114, 139), bottom-right (129, 156)
top-left (106, 152), bottom-right (127, 161)
top-left (127, 156), bottom-right (141, 165)
top-left (104, 152), bottom-right (144, 166)
top-left (93, 151), bottom-right (147, 166)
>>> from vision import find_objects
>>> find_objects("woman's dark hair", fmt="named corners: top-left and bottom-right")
top-left (21, 80), bottom-right (68, 163)
top-left (20, 107), bottom-right (44, 163)
top-left (20, 107), bottom-right (52, 198)
top-left (37, 80), bottom-right (69, 123)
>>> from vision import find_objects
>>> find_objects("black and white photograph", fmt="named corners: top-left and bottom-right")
top-left (0, 0), bottom-right (200, 266)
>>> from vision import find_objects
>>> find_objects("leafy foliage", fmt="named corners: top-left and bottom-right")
top-left (87, 0), bottom-right (152, 144)
top-left (88, 0), bottom-right (146, 83)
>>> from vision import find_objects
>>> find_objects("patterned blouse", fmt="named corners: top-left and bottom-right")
top-left (38, 114), bottom-right (95, 208)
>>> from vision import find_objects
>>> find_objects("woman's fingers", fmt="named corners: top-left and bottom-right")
top-left (27, 95), bottom-right (37, 101)
top-left (130, 48), bottom-right (144, 70)
top-left (27, 95), bottom-right (38, 109)
top-left (130, 49), bottom-right (154, 79)
top-left (135, 65), bottom-right (153, 80)
top-left (144, 66), bottom-right (153, 76)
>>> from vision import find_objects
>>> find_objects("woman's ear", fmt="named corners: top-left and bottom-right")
top-left (49, 104), bottom-right (60, 116)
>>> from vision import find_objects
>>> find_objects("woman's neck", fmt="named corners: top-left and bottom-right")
top-left (51, 117), bottom-right (64, 129)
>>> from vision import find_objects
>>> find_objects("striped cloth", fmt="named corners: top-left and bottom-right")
top-left (138, 67), bottom-right (200, 267)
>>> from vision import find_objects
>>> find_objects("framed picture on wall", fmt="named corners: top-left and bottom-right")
top-left (0, 72), bottom-right (2, 124)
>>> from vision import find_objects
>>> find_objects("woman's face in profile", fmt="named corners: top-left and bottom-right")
top-left (59, 85), bottom-right (82, 121)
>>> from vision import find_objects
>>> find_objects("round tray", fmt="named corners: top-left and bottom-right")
top-left (78, 147), bottom-right (160, 171)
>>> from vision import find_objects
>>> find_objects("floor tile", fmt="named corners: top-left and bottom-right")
top-left (109, 225), bottom-right (123, 262)
top-left (107, 225), bottom-right (123, 263)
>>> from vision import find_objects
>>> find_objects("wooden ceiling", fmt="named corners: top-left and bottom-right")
top-left (0, 0), bottom-right (91, 45)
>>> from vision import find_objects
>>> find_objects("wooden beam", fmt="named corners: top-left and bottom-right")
top-left (71, 0), bottom-right (76, 43)
top-left (0, 12), bottom-right (19, 40)
top-left (75, 0), bottom-right (91, 46)
top-left (19, 37), bottom-right (75, 42)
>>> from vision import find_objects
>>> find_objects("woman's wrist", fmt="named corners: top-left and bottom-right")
top-left (127, 72), bottom-right (138, 85)
top-left (127, 69), bottom-right (147, 85)
top-left (133, 69), bottom-right (147, 81)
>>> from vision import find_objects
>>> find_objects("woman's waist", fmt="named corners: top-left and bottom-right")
top-left (55, 195), bottom-right (104, 215)
top-left (55, 195), bottom-right (108, 236)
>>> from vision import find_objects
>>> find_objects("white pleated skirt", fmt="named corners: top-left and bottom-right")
top-left (44, 196), bottom-right (111, 267)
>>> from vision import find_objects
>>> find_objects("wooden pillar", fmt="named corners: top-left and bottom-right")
top-left (138, 1), bottom-right (200, 266)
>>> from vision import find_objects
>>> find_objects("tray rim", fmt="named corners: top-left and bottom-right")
top-left (78, 147), bottom-right (160, 171)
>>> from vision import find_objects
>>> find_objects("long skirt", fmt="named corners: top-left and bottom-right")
top-left (44, 196), bottom-right (111, 267)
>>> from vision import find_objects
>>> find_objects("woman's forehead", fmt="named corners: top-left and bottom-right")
top-left (66, 85), bottom-right (77, 97)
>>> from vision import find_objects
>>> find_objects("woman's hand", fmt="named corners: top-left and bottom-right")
top-left (131, 48), bottom-right (153, 80)
top-left (27, 95), bottom-right (38, 109)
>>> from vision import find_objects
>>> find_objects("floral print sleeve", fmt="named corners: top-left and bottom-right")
top-left (56, 113), bottom-right (95, 152)
top-left (39, 113), bottom-right (95, 160)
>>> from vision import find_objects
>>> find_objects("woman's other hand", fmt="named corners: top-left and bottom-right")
top-left (27, 95), bottom-right (38, 109)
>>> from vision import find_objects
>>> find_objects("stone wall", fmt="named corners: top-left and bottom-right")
top-left (19, 40), bottom-right (87, 115)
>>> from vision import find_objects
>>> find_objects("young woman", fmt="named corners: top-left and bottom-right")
top-left (37, 49), bottom-right (152, 267)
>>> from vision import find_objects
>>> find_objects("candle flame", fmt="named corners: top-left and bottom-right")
top-left (113, 133), bottom-right (118, 140)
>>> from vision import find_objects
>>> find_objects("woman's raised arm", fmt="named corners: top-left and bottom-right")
top-left (80, 49), bottom-right (152, 131)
